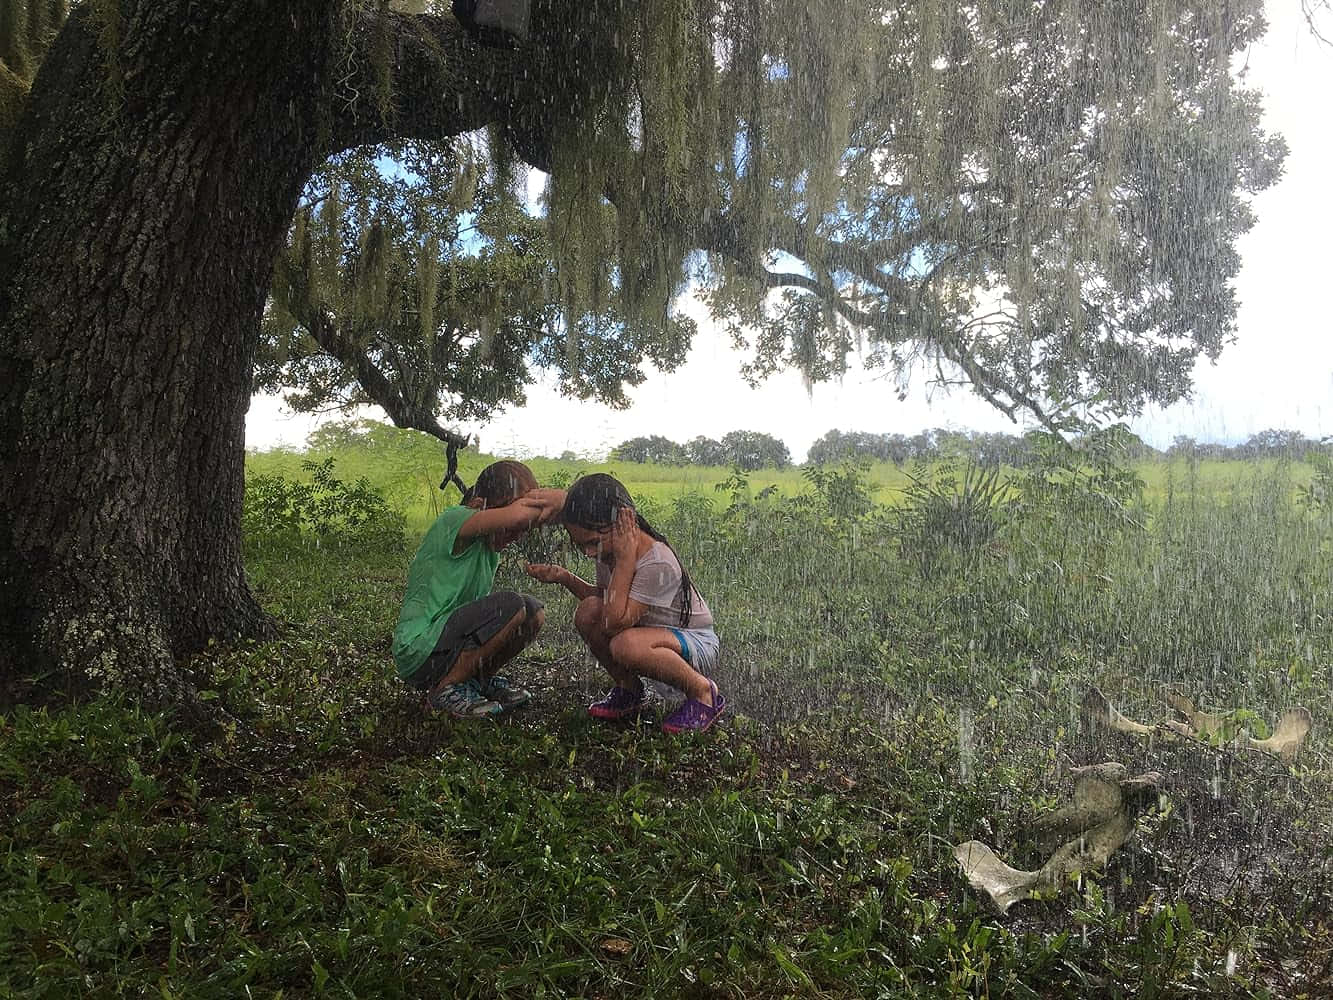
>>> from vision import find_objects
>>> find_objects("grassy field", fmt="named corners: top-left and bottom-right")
top-left (243, 423), bottom-right (1313, 534)
top-left (3, 433), bottom-right (1331, 997)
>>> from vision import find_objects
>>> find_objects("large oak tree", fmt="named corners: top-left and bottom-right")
top-left (0, 0), bottom-right (1284, 703)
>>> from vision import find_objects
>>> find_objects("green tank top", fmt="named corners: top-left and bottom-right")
top-left (392, 506), bottom-right (500, 678)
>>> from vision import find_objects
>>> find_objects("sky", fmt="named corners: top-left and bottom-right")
top-left (245, 2), bottom-right (1333, 463)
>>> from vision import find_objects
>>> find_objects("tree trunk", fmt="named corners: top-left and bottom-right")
top-left (0, 2), bottom-right (346, 701)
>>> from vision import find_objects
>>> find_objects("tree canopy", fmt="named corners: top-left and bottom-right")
top-left (695, 2), bottom-right (1283, 429)
top-left (258, 138), bottom-right (694, 443)
top-left (5, 1), bottom-right (1285, 440)
top-left (610, 435), bottom-right (689, 465)
top-left (257, 0), bottom-right (1288, 440)
top-left (609, 430), bottom-right (790, 469)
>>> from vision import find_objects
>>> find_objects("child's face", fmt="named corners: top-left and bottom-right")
top-left (565, 523), bottom-right (611, 562)
top-left (488, 525), bottom-right (524, 551)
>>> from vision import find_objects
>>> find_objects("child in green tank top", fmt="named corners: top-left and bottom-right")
top-left (394, 460), bottom-right (565, 718)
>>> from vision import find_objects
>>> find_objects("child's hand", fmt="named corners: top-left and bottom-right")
top-left (525, 488), bottom-right (566, 525)
top-left (525, 562), bottom-right (568, 586)
top-left (608, 506), bottom-right (639, 556)
top-left (508, 496), bottom-right (547, 528)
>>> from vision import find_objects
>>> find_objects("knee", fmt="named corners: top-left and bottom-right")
top-left (574, 597), bottom-right (602, 637)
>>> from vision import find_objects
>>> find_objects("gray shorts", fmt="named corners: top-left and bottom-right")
top-left (407, 590), bottom-right (543, 690)
top-left (667, 626), bottom-right (720, 673)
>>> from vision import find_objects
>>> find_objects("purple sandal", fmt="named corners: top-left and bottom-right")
top-left (588, 686), bottom-right (647, 721)
top-left (661, 680), bottom-right (727, 734)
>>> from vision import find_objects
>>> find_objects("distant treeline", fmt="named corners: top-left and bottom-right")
top-left (610, 427), bottom-right (1331, 469)
top-left (610, 431), bottom-right (792, 471)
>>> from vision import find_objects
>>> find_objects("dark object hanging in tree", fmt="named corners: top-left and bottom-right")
top-left (452, 0), bottom-right (530, 46)
top-left (440, 439), bottom-right (468, 496)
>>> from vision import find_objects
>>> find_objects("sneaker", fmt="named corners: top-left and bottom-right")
top-left (588, 686), bottom-right (648, 721)
top-left (480, 675), bottom-right (532, 711)
top-left (428, 678), bottom-right (503, 718)
top-left (661, 680), bottom-right (727, 734)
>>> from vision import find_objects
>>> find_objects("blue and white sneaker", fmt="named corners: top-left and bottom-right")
top-left (479, 675), bottom-right (532, 711)
top-left (428, 678), bottom-right (503, 718)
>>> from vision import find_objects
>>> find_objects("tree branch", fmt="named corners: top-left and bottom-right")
top-left (309, 309), bottom-right (468, 448)
top-left (273, 255), bottom-right (467, 447)
top-left (328, 9), bottom-right (535, 156)
top-left (1303, 0), bottom-right (1331, 45)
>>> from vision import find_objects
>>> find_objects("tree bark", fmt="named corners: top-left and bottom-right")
top-left (0, 0), bottom-right (529, 703)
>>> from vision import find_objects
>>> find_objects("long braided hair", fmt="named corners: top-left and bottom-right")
top-left (562, 474), bottom-right (696, 627)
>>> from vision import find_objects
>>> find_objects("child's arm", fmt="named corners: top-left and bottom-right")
top-left (525, 563), bottom-right (598, 601)
top-left (599, 508), bottom-right (649, 633)
top-left (524, 488), bottom-right (567, 524)
top-left (455, 497), bottom-right (545, 543)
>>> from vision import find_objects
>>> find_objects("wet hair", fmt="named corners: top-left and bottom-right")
top-left (462, 460), bottom-right (537, 509)
top-left (562, 473), bottom-right (696, 627)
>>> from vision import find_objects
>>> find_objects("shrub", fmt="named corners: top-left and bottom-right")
top-left (243, 457), bottom-right (406, 552)
top-left (1299, 447), bottom-right (1333, 514)
top-left (894, 458), bottom-right (1009, 576)
top-left (796, 462), bottom-right (876, 536)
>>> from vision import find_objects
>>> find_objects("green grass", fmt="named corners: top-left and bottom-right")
top-left (3, 440), bottom-right (1332, 997)
top-left (244, 424), bottom-right (1314, 537)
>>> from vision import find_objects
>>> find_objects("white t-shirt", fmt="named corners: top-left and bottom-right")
top-left (595, 541), bottom-right (714, 629)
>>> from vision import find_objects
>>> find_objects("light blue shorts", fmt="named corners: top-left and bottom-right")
top-left (667, 626), bottom-right (720, 673)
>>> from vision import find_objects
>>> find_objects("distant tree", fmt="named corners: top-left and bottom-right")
top-left (684, 436), bottom-right (728, 467)
top-left (808, 429), bottom-right (897, 465)
top-left (883, 434), bottom-right (914, 466)
top-left (970, 432), bottom-right (1033, 468)
top-left (1168, 435), bottom-right (1199, 458)
top-left (610, 435), bottom-right (687, 465)
top-left (1240, 429), bottom-right (1313, 459)
top-left (845, 431), bottom-right (891, 462)
top-left (1120, 431), bottom-right (1159, 461)
top-left (721, 430), bottom-right (790, 471)
top-left (907, 432), bottom-right (936, 462)
top-left (1169, 435), bottom-right (1228, 459)
top-left (806, 430), bottom-right (850, 466)
top-left (930, 428), bottom-right (972, 458)
top-left (807, 427), bottom-right (1043, 467)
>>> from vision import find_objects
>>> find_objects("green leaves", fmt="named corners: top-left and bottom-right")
top-left (6, 444), bottom-right (1332, 996)
top-left (243, 456), bottom-right (407, 554)
top-left (259, 138), bottom-right (698, 440)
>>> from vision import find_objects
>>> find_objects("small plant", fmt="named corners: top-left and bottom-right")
top-left (714, 465), bottom-right (756, 516)
top-left (545, 466), bottom-right (577, 491)
top-left (894, 457), bottom-right (1009, 575)
top-left (1010, 426), bottom-right (1146, 538)
top-left (797, 461), bottom-right (876, 536)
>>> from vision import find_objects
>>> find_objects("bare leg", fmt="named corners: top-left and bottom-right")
top-left (609, 628), bottom-right (714, 706)
top-left (477, 607), bottom-right (544, 680)
top-left (574, 597), bottom-right (641, 694)
top-left (437, 605), bottom-right (542, 687)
